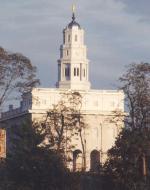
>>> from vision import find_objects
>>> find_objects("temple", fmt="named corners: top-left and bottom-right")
top-left (0, 7), bottom-right (124, 171)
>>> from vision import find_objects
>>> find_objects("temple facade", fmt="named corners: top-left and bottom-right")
top-left (0, 9), bottom-right (124, 171)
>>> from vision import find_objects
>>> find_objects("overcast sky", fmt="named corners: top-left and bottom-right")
top-left (0, 0), bottom-right (150, 90)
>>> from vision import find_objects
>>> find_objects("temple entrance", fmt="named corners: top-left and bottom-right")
top-left (73, 149), bottom-right (83, 171)
top-left (90, 150), bottom-right (100, 172)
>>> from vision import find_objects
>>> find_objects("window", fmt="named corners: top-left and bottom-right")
top-left (83, 69), bottom-right (86, 77)
top-left (64, 63), bottom-right (70, 80)
top-left (74, 68), bottom-right (79, 76)
top-left (67, 50), bottom-right (69, 56)
top-left (65, 68), bottom-right (70, 77)
top-left (74, 68), bottom-right (76, 76)
top-left (65, 64), bottom-right (70, 77)
top-left (75, 35), bottom-right (78, 41)
top-left (77, 68), bottom-right (79, 76)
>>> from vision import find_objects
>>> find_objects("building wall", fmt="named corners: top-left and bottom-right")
top-left (30, 88), bottom-right (124, 112)
top-left (22, 88), bottom-right (125, 170)
top-left (0, 88), bottom-right (124, 170)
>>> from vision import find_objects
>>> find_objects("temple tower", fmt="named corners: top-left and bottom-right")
top-left (56, 6), bottom-right (91, 90)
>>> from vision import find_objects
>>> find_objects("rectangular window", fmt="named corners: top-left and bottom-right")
top-left (65, 68), bottom-right (67, 76)
top-left (77, 68), bottom-right (79, 76)
top-left (84, 69), bottom-right (85, 77)
top-left (74, 68), bottom-right (76, 76)
top-left (65, 64), bottom-right (70, 77)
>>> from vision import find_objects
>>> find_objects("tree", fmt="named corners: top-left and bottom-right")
top-left (44, 91), bottom-right (87, 171)
top-left (0, 47), bottom-right (39, 108)
top-left (120, 62), bottom-right (150, 129)
top-left (105, 128), bottom-right (150, 190)
top-left (105, 63), bottom-right (150, 190)
top-left (1, 122), bottom-right (67, 190)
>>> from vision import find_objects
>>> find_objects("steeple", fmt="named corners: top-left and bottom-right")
top-left (72, 4), bottom-right (76, 21)
top-left (56, 6), bottom-right (91, 90)
top-left (68, 4), bottom-right (81, 29)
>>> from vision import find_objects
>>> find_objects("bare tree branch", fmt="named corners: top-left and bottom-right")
top-left (0, 46), bottom-right (40, 108)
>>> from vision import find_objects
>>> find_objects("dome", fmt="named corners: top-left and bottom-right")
top-left (68, 20), bottom-right (81, 29)
top-left (67, 13), bottom-right (81, 29)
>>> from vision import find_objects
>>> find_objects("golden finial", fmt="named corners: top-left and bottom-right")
top-left (72, 4), bottom-right (76, 13)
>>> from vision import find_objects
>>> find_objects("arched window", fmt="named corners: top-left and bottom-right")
top-left (90, 150), bottom-right (100, 172)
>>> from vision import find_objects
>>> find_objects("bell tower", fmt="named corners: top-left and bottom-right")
top-left (56, 5), bottom-right (91, 90)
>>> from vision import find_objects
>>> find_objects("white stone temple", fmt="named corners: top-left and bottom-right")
top-left (0, 7), bottom-right (124, 171)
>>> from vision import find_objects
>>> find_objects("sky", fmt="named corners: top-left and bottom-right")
top-left (0, 0), bottom-right (150, 90)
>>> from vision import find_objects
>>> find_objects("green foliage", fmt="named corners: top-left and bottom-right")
top-left (120, 62), bottom-right (150, 129)
top-left (105, 128), bottom-right (150, 190)
top-left (0, 122), bottom-right (68, 190)
top-left (105, 63), bottom-right (150, 190)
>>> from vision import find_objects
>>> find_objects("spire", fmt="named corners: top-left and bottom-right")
top-left (68, 4), bottom-right (80, 29)
top-left (56, 4), bottom-right (91, 90)
top-left (72, 4), bottom-right (76, 21)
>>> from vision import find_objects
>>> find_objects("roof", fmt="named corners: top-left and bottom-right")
top-left (67, 13), bottom-right (81, 29)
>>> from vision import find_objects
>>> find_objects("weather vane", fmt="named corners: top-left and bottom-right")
top-left (71, 4), bottom-right (76, 21)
